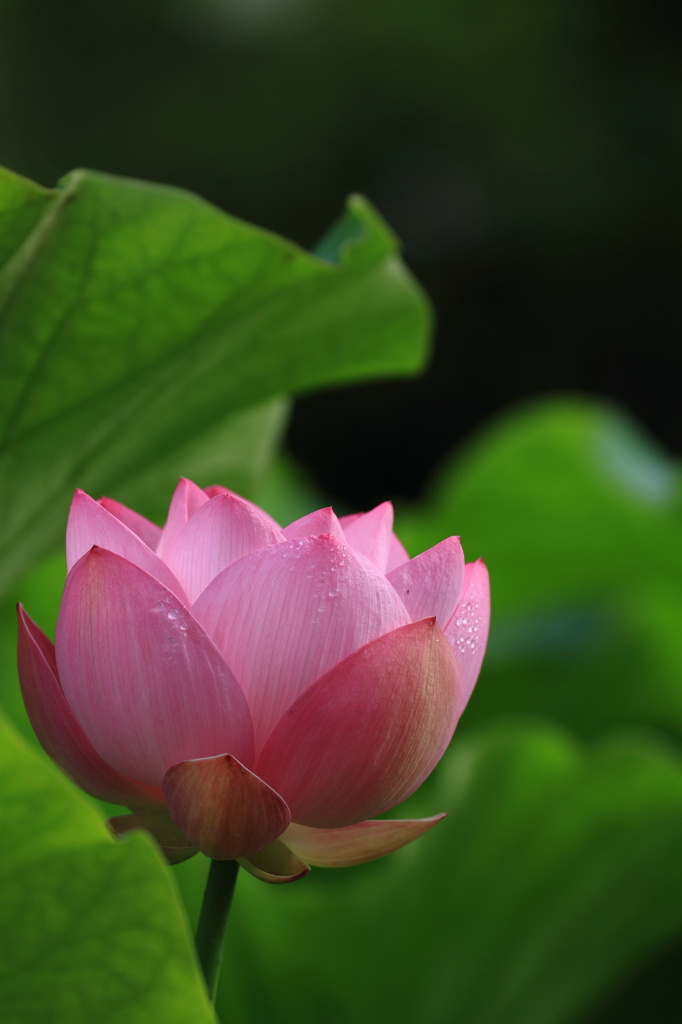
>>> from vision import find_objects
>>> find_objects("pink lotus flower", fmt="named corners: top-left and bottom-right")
top-left (17, 480), bottom-right (489, 883)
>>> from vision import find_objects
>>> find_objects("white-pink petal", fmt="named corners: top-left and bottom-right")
top-left (387, 536), bottom-right (464, 628)
top-left (165, 493), bottom-right (285, 604)
top-left (98, 497), bottom-right (162, 551)
top-left (444, 559), bottom-right (490, 711)
top-left (66, 490), bottom-right (188, 602)
top-left (283, 508), bottom-right (345, 542)
top-left (55, 548), bottom-right (254, 787)
top-left (191, 535), bottom-right (411, 752)
top-left (341, 502), bottom-right (394, 572)
top-left (155, 478), bottom-right (209, 562)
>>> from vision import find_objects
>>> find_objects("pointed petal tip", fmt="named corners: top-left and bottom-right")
top-left (282, 814), bottom-right (447, 868)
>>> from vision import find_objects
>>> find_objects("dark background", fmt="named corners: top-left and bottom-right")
top-left (1, 0), bottom-right (679, 508)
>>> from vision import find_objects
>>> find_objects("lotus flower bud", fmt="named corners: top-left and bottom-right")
top-left (17, 480), bottom-right (489, 882)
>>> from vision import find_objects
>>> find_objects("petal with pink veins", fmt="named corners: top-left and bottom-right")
top-left (66, 491), bottom-right (188, 602)
top-left (341, 502), bottom-right (394, 572)
top-left (387, 536), bottom-right (464, 628)
top-left (98, 497), bottom-right (162, 551)
top-left (163, 753), bottom-right (290, 860)
top-left (239, 839), bottom-right (310, 883)
top-left (17, 606), bottom-right (163, 808)
top-left (282, 814), bottom-right (446, 867)
top-left (386, 533), bottom-right (411, 573)
top-left (165, 493), bottom-right (285, 604)
top-left (283, 507), bottom-right (344, 542)
top-left (155, 478), bottom-right (209, 562)
top-left (255, 617), bottom-right (460, 828)
top-left (55, 548), bottom-right (254, 787)
top-left (444, 559), bottom-right (490, 712)
top-left (192, 535), bottom-right (410, 751)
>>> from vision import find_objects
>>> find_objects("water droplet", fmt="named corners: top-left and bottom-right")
top-left (179, 622), bottom-right (188, 631)
top-left (168, 608), bottom-right (180, 620)
top-left (328, 588), bottom-right (340, 598)
top-left (152, 601), bottom-right (165, 613)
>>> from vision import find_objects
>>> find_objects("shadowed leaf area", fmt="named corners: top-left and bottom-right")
top-left (0, 708), bottom-right (216, 1024)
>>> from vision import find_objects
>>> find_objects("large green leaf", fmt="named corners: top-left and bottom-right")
top-left (0, 163), bottom-right (431, 592)
top-left (186, 723), bottom-right (682, 1024)
top-left (395, 397), bottom-right (682, 739)
top-left (0, 707), bottom-right (215, 1024)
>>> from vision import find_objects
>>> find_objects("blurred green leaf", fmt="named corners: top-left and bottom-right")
top-left (0, 164), bottom-right (431, 593)
top-left (0, 707), bottom-right (215, 1024)
top-left (198, 723), bottom-right (682, 1024)
top-left (396, 396), bottom-right (682, 739)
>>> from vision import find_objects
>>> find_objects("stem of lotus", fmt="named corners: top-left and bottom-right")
top-left (195, 859), bottom-right (239, 1002)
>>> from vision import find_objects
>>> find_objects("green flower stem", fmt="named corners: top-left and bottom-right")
top-left (195, 859), bottom-right (239, 1002)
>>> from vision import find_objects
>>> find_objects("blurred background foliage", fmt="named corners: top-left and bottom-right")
top-left (0, 1), bottom-right (681, 1022)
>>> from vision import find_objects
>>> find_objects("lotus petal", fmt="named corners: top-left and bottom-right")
top-left (192, 535), bottom-right (410, 751)
top-left (341, 502), bottom-right (394, 572)
top-left (283, 508), bottom-right (344, 542)
top-left (56, 548), bottom-right (254, 786)
top-left (255, 618), bottom-right (460, 828)
top-left (165, 493), bottom-right (285, 604)
top-left (444, 559), bottom-right (490, 710)
top-left (66, 490), bottom-right (187, 601)
top-left (239, 839), bottom-right (310, 883)
top-left (163, 753), bottom-right (290, 860)
top-left (282, 815), bottom-right (446, 867)
top-left (17, 606), bottom-right (162, 808)
top-left (387, 536), bottom-right (464, 627)
top-left (108, 808), bottom-right (197, 864)
top-left (155, 478), bottom-right (209, 562)
top-left (98, 497), bottom-right (162, 551)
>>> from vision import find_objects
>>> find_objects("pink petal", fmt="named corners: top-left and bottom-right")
top-left (98, 497), bottom-right (162, 551)
top-left (155, 478), bottom-right (209, 562)
top-left (66, 490), bottom-right (187, 602)
top-left (338, 513), bottom-right (363, 528)
top-left (17, 606), bottom-right (163, 808)
top-left (341, 502), bottom-right (395, 572)
top-left (165, 493), bottom-right (285, 605)
top-left (163, 753), bottom-right (290, 860)
top-left (205, 484), bottom-right (282, 529)
top-left (387, 536), bottom-right (465, 628)
top-left (282, 815), bottom-right (446, 867)
top-left (283, 508), bottom-right (345, 542)
top-left (255, 618), bottom-right (460, 828)
top-left (444, 559), bottom-right (491, 711)
top-left (386, 533), bottom-right (411, 573)
top-left (192, 535), bottom-right (410, 751)
top-left (55, 548), bottom-right (254, 787)
top-left (108, 808), bottom-right (197, 865)
top-left (239, 839), bottom-right (310, 884)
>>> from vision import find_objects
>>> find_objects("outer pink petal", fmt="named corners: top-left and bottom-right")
top-left (66, 491), bottom-right (188, 602)
top-left (155, 478), bottom-right (209, 562)
top-left (98, 497), bottom-right (162, 551)
top-left (282, 815), bottom-right (446, 867)
top-left (55, 548), bottom-right (254, 787)
top-left (17, 606), bottom-right (163, 808)
top-left (165, 493), bottom-right (285, 604)
top-left (341, 502), bottom-right (394, 572)
top-left (255, 618), bottom-right (460, 828)
top-left (163, 753), bottom-right (290, 860)
top-left (444, 559), bottom-right (491, 711)
top-left (239, 839), bottom-right (310, 884)
top-left (283, 507), bottom-right (345, 542)
top-left (387, 536), bottom-right (465, 628)
top-left (192, 535), bottom-right (410, 751)
top-left (204, 485), bottom-right (281, 529)
top-left (386, 533), bottom-right (410, 573)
